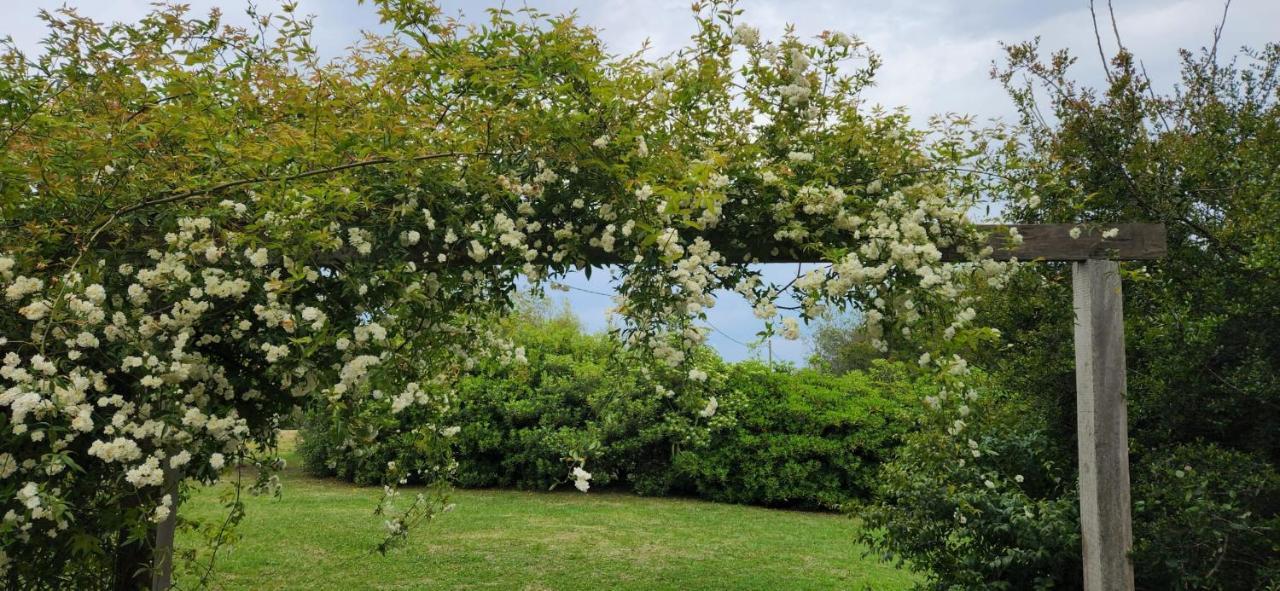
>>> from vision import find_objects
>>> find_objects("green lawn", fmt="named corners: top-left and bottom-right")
top-left (179, 435), bottom-right (917, 590)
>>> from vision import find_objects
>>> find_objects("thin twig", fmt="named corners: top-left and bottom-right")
top-left (1106, 1), bottom-right (1126, 54)
top-left (1209, 0), bottom-right (1233, 68)
top-left (193, 464), bottom-right (244, 590)
top-left (1089, 1), bottom-right (1115, 83)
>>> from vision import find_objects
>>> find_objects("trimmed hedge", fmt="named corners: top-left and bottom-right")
top-left (300, 311), bottom-right (920, 509)
top-left (673, 362), bottom-right (914, 509)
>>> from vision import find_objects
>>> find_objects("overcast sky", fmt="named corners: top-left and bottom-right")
top-left (7, 0), bottom-right (1276, 363)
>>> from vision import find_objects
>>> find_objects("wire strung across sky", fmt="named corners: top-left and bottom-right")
top-left (549, 282), bottom-right (757, 349)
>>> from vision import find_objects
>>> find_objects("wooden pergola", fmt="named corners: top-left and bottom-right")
top-left (708, 221), bottom-right (1165, 590)
top-left (148, 223), bottom-right (1165, 591)
top-left (963, 222), bottom-right (1165, 591)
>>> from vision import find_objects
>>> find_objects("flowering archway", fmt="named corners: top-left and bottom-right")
top-left (0, 3), bottom-right (1159, 590)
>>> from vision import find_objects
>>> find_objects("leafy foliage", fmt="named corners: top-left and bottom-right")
top-left (1131, 443), bottom-right (1280, 590)
top-left (300, 301), bottom-right (720, 490)
top-left (865, 398), bottom-right (1280, 591)
top-left (988, 38), bottom-right (1280, 464)
top-left (673, 361), bottom-right (914, 509)
top-left (863, 29), bottom-right (1280, 591)
top-left (861, 382), bottom-right (1087, 591)
top-left (302, 306), bottom-right (920, 511)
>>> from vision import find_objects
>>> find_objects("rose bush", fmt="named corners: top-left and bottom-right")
top-left (0, 1), bottom-right (1011, 587)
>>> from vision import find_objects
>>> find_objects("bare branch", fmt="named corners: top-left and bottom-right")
top-left (1089, 1), bottom-right (1115, 83)
top-left (1106, 1), bottom-right (1126, 53)
top-left (1209, 0), bottom-right (1233, 70)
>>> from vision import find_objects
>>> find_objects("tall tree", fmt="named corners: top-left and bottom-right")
top-left (861, 17), bottom-right (1280, 590)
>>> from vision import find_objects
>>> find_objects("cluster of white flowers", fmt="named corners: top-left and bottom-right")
top-left (827, 32), bottom-right (855, 48)
top-left (246, 247), bottom-right (269, 268)
top-left (88, 438), bottom-right (142, 463)
top-left (0, 215), bottom-right (306, 539)
top-left (152, 493), bottom-right (173, 523)
top-left (780, 317), bottom-right (801, 340)
top-left (570, 466), bottom-right (592, 492)
top-left (731, 25), bottom-right (760, 47)
top-left (391, 382), bottom-right (429, 414)
top-left (698, 396), bottom-right (718, 418)
top-left (5, 276), bottom-right (43, 301)
top-left (777, 47), bottom-right (813, 106)
top-left (348, 228), bottom-right (375, 255)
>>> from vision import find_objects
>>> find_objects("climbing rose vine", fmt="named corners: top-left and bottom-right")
top-left (0, 1), bottom-right (1012, 586)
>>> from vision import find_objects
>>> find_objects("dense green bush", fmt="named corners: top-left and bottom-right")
top-left (300, 305), bottom-right (921, 510)
top-left (1131, 444), bottom-right (1280, 590)
top-left (860, 385), bottom-right (1084, 591)
top-left (674, 361), bottom-right (914, 509)
top-left (862, 391), bottom-right (1280, 590)
top-left (445, 310), bottom-right (685, 492)
top-left (297, 400), bottom-right (457, 486)
top-left (301, 305), bottom-right (724, 493)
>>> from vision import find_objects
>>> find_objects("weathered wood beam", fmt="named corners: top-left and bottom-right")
top-left (976, 223), bottom-right (1166, 262)
top-left (766, 223), bottom-right (1166, 263)
top-left (320, 223), bottom-right (1167, 268)
top-left (1072, 260), bottom-right (1136, 591)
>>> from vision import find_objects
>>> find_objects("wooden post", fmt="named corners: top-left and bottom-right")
top-left (151, 468), bottom-right (180, 591)
top-left (1072, 260), bottom-right (1135, 591)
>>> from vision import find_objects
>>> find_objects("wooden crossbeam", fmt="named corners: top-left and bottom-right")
top-left (329, 223), bottom-right (1167, 268)
top-left (742, 223), bottom-right (1167, 264)
top-left (974, 223), bottom-right (1166, 262)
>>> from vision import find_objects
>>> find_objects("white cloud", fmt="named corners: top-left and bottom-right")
top-left (8, 0), bottom-right (1272, 122)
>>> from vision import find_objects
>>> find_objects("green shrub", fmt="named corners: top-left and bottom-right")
top-left (301, 305), bottom-right (718, 493)
top-left (444, 308), bottom-right (710, 491)
top-left (1132, 443), bottom-right (1280, 590)
top-left (860, 386), bottom-right (1083, 591)
top-left (300, 306), bottom-right (922, 510)
top-left (673, 361), bottom-right (915, 509)
top-left (297, 410), bottom-right (344, 479)
top-left (297, 403), bottom-right (456, 487)
top-left (861, 386), bottom-right (1280, 590)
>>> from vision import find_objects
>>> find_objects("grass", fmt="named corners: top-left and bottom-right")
top-left (179, 432), bottom-right (917, 590)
